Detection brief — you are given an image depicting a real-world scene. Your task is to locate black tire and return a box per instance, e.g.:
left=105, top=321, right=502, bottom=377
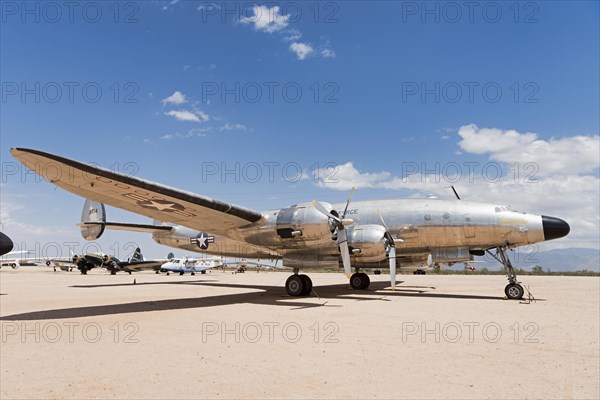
left=179, top=271, right=184, bottom=276
left=191, top=272, right=195, bottom=276
left=285, top=275, right=304, bottom=296
left=360, top=273, right=370, bottom=289
left=110, top=270, right=116, bottom=275
left=299, top=274, right=312, bottom=295
left=350, top=273, right=368, bottom=290
left=505, top=283, right=524, bottom=300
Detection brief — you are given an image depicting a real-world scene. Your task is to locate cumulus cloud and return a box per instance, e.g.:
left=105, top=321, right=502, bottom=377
left=289, top=42, right=313, bottom=60
left=164, top=110, right=209, bottom=123
left=314, top=162, right=391, bottom=191
left=161, top=91, right=187, bottom=105
left=240, top=5, right=289, bottom=33
left=320, top=48, right=336, bottom=58
left=458, top=124, right=600, bottom=176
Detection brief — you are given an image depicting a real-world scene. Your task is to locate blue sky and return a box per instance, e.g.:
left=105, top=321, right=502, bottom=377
left=1, top=1, right=598, bottom=259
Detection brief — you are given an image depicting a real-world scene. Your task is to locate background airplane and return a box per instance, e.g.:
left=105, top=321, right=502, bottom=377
left=159, top=255, right=222, bottom=275
left=11, top=148, right=570, bottom=299
left=49, top=247, right=163, bottom=275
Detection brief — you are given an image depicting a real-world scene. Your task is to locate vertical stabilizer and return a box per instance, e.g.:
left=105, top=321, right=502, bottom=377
left=81, top=199, right=106, bottom=240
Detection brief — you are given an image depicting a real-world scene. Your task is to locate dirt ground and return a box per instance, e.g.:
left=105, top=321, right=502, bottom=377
left=1, top=268, right=598, bottom=399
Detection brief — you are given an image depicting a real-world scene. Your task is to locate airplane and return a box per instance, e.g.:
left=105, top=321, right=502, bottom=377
left=0, top=249, right=39, bottom=268
left=0, top=232, right=14, bottom=256
left=50, top=247, right=164, bottom=275
left=160, top=256, right=222, bottom=275
left=10, top=147, right=571, bottom=299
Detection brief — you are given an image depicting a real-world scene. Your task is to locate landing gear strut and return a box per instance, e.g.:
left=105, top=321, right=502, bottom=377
left=487, top=246, right=524, bottom=300
left=285, top=270, right=313, bottom=296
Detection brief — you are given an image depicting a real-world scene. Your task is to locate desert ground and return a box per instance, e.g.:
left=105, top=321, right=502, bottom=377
left=1, top=268, right=598, bottom=399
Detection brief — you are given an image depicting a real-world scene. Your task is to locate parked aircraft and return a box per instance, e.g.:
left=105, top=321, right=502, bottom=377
left=50, top=247, right=163, bottom=275
left=160, top=256, right=222, bottom=275
left=0, top=250, right=38, bottom=268
left=11, top=148, right=570, bottom=299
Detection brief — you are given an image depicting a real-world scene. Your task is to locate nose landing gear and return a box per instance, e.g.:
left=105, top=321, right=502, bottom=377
left=487, top=246, right=524, bottom=300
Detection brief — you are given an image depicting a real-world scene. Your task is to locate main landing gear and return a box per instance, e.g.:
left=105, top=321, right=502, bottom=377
left=487, top=246, right=525, bottom=300
left=285, top=270, right=313, bottom=296
left=349, top=272, right=370, bottom=290
left=285, top=270, right=372, bottom=296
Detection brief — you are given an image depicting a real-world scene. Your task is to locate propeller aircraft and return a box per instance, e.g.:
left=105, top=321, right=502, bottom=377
left=10, top=148, right=570, bottom=299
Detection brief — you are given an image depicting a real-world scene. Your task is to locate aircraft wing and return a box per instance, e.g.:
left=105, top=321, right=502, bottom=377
left=120, top=261, right=165, bottom=272
left=11, top=148, right=264, bottom=239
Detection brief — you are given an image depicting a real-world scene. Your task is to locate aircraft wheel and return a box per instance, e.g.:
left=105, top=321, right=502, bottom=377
left=166, top=272, right=170, bottom=276
left=110, top=270, right=116, bottom=275
left=285, top=275, right=304, bottom=297
left=191, top=272, right=195, bottom=276
left=179, top=271, right=184, bottom=276
left=360, top=273, right=370, bottom=289
left=505, top=283, right=524, bottom=300
left=299, top=274, right=312, bottom=295
left=350, top=273, right=369, bottom=290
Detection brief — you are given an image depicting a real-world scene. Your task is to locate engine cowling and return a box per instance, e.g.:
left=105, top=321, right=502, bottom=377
left=274, top=203, right=334, bottom=242
left=345, top=224, right=390, bottom=263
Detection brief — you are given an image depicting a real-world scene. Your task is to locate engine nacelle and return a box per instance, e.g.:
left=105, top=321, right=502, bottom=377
left=11, top=262, right=20, bottom=269
left=346, top=224, right=389, bottom=263
left=274, top=203, right=334, bottom=241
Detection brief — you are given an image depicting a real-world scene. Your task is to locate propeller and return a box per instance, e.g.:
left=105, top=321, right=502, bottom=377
left=377, top=209, right=403, bottom=290
left=312, top=187, right=355, bottom=278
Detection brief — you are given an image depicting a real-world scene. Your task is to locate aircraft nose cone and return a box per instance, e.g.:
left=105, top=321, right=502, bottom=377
left=542, top=215, right=570, bottom=241
left=0, top=232, right=14, bottom=256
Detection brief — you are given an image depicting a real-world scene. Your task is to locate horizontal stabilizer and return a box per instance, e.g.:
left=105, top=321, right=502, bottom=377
left=78, top=222, right=174, bottom=233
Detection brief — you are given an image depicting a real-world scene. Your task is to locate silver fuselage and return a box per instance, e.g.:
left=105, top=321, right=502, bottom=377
left=153, top=198, right=545, bottom=270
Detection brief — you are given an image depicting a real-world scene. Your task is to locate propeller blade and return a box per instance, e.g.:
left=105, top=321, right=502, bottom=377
left=389, top=246, right=396, bottom=290
left=376, top=209, right=389, bottom=230
left=311, top=200, right=342, bottom=224
left=338, top=228, right=352, bottom=278
left=341, top=186, right=356, bottom=218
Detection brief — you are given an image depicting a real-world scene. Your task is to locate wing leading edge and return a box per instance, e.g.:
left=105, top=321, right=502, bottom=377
left=10, top=148, right=264, bottom=238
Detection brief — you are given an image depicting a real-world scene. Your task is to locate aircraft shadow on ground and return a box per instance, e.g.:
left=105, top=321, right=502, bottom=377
left=0, top=279, right=518, bottom=321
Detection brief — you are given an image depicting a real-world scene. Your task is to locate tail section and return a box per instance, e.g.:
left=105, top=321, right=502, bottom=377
left=131, top=247, right=144, bottom=262
left=80, top=199, right=106, bottom=240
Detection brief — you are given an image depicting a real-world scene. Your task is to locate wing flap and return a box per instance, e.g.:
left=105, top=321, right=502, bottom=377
left=11, top=148, right=263, bottom=237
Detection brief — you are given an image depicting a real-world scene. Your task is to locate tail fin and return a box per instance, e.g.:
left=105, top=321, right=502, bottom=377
left=80, top=199, right=106, bottom=240
left=131, top=247, right=144, bottom=262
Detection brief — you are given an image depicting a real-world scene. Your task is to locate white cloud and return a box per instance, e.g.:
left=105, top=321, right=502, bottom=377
left=289, top=42, right=313, bottom=60
left=240, top=5, right=289, bottom=33
left=283, top=29, right=302, bottom=42
left=320, top=48, right=336, bottom=58
left=458, top=124, right=600, bottom=176
left=161, top=91, right=187, bottom=105
left=219, top=123, right=247, bottom=131
left=314, top=162, right=391, bottom=191
left=164, top=110, right=209, bottom=123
